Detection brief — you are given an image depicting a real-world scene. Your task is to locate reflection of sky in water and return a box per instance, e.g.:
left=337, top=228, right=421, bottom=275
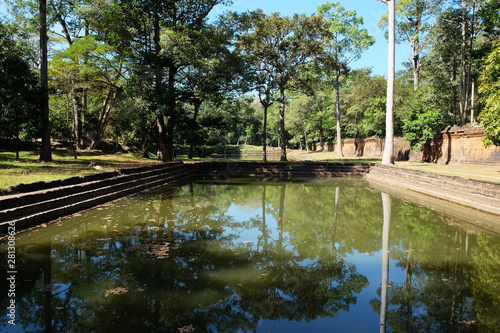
left=1, top=180, right=499, bottom=333
left=215, top=192, right=473, bottom=332
left=226, top=203, right=282, bottom=243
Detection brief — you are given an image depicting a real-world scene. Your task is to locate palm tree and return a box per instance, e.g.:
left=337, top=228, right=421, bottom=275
left=379, top=0, right=395, bottom=165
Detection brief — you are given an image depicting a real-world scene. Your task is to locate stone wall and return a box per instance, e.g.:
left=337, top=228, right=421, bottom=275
left=367, top=164, right=500, bottom=232
left=314, top=125, right=500, bottom=164
left=422, top=125, right=500, bottom=164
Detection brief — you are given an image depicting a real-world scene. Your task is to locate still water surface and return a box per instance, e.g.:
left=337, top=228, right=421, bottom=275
left=1, top=179, right=499, bottom=332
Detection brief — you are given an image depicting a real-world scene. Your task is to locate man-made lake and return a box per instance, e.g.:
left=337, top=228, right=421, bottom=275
left=1, top=178, right=499, bottom=332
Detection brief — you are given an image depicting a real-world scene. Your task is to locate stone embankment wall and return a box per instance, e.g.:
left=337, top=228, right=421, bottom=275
left=1, top=161, right=499, bottom=236
left=0, top=162, right=191, bottom=234
left=366, top=164, right=500, bottom=233
left=367, top=164, right=500, bottom=227
left=190, top=161, right=371, bottom=180
left=313, top=125, right=500, bottom=164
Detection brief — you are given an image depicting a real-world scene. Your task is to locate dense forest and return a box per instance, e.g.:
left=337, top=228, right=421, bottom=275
left=0, top=0, right=499, bottom=162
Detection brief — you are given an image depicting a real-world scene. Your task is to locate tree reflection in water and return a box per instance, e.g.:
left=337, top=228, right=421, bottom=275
left=0, top=179, right=499, bottom=332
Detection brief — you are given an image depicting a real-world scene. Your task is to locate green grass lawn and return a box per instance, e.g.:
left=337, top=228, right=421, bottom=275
left=2, top=143, right=497, bottom=193
left=0, top=147, right=156, bottom=192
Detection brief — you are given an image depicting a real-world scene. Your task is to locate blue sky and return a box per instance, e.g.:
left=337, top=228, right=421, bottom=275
left=0, top=0, right=410, bottom=76
left=212, top=0, right=411, bottom=76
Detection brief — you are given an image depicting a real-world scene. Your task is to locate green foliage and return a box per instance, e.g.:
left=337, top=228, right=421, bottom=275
left=3, top=0, right=500, bottom=155
left=478, top=40, right=500, bottom=146
left=196, top=99, right=261, bottom=147
left=343, top=68, right=387, bottom=138
left=479, top=0, right=500, bottom=40
left=378, top=0, right=443, bottom=42
left=0, top=22, right=41, bottom=143
left=402, top=88, right=444, bottom=151
left=317, top=2, right=375, bottom=69
left=236, top=11, right=325, bottom=159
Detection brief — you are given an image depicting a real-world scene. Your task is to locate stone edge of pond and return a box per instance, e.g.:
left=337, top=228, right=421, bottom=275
left=1, top=161, right=499, bottom=238
left=366, top=164, right=500, bottom=228
left=0, top=161, right=191, bottom=236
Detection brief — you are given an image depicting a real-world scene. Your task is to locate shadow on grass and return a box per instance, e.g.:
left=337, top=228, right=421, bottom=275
left=320, top=158, right=381, bottom=164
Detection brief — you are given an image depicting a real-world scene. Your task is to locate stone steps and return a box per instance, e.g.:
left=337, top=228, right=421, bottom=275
left=192, top=162, right=371, bottom=180
left=0, top=162, right=191, bottom=233
left=3, top=161, right=496, bottom=235
left=367, top=164, right=500, bottom=216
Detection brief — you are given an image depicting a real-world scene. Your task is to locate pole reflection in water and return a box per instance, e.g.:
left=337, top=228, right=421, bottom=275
left=1, top=180, right=499, bottom=332
left=380, top=192, right=391, bottom=333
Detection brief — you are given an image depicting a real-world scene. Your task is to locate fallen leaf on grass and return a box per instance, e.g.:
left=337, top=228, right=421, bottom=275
left=178, top=325, right=195, bottom=332
left=105, top=287, right=128, bottom=297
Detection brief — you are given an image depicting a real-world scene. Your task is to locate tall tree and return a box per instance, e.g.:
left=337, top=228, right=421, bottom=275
left=39, top=0, right=52, bottom=161
left=343, top=69, right=387, bottom=140
left=181, top=16, right=248, bottom=159
left=457, top=0, right=485, bottom=125
left=379, top=0, right=396, bottom=165
left=239, top=12, right=324, bottom=161
left=0, top=22, right=41, bottom=160
left=317, top=2, right=374, bottom=157
left=237, top=10, right=279, bottom=162
left=49, top=35, right=127, bottom=150
left=478, top=40, right=500, bottom=146
left=426, top=0, right=488, bottom=126
left=100, top=0, right=230, bottom=161
left=379, top=0, right=443, bottom=91
left=8, top=0, right=97, bottom=149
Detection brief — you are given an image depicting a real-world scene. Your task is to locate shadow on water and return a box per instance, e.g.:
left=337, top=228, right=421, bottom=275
left=1, top=179, right=498, bottom=332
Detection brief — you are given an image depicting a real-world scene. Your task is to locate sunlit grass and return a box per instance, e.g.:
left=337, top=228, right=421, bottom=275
left=396, top=161, right=500, bottom=183
left=2, top=143, right=497, bottom=193
left=0, top=148, right=155, bottom=192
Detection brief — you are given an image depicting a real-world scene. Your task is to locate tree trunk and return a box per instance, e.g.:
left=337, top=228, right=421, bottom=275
left=410, top=8, right=421, bottom=92
left=141, top=120, right=157, bottom=158
left=163, top=63, right=178, bottom=162
left=471, top=80, right=475, bottom=123
left=303, top=118, right=309, bottom=152
left=15, top=131, right=20, bottom=161
left=451, top=55, right=460, bottom=124
left=411, top=40, right=420, bottom=91
left=89, top=88, right=121, bottom=150
left=468, top=1, right=477, bottom=124
left=165, top=116, right=175, bottom=161
left=188, top=99, right=201, bottom=159
left=279, top=86, right=287, bottom=162
left=39, top=0, right=52, bottom=162
left=382, top=0, right=395, bottom=165
left=459, top=0, right=469, bottom=125
left=157, top=116, right=168, bottom=162
left=335, top=72, right=343, bottom=157
left=72, top=86, right=84, bottom=150
left=318, top=118, right=324, bottom=151
left=153, top=8, right=170, bottom=162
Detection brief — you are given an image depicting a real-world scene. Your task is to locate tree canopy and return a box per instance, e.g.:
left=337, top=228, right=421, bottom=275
left=1, top=0, right=499, bottom=161
left=0, top=22, right=41, bottom=160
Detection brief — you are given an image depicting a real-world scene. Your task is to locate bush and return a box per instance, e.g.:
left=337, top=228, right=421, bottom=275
left=403, top=95, right=443, bottom=151
left=478, top=40, right=500, bottom=147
